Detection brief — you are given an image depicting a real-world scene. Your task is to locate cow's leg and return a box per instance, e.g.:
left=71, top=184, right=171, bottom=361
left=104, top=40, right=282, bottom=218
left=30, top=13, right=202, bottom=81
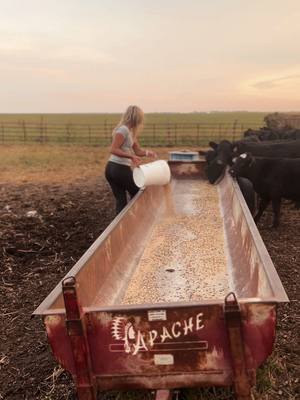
left=272, top=198, right=282, bottom=228
left=254, top=198, right=269, bottom=224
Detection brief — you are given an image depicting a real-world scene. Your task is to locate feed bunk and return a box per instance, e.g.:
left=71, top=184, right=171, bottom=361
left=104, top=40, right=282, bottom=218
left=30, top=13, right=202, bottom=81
left=34, top=161, right=288, bottom=400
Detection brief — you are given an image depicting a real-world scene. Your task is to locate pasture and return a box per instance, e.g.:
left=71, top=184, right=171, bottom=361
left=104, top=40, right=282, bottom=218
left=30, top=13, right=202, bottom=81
left=0, top=112, right=266, bottom=145
left=0, top=111, right=267, bottom=125
left=0, top=141, right=299, bottom=400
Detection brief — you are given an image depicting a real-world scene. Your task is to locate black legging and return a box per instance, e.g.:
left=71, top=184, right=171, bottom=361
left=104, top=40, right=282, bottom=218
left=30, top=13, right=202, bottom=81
left=105, top=161, right=139, bottom=214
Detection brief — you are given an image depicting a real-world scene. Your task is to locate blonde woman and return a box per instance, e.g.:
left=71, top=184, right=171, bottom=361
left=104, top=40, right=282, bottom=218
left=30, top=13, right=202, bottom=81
left=105, top=105, right=157, bottom=214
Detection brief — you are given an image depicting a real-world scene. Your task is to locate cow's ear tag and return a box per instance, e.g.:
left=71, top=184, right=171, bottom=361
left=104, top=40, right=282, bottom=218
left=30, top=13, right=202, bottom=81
left=240, top=153, right=247, bottom=159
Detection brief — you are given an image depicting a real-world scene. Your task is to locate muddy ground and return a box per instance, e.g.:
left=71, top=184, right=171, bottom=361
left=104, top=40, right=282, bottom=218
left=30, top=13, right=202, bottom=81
left=0, top=177, right=299, bottom=400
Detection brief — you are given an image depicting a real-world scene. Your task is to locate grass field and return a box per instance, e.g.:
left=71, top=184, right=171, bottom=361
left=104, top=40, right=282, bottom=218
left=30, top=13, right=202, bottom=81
left=0, top=145, right=196, bottom=184
left=0, top=112, right=267, bottom=145
left=0, top=111, right=267, bottom=125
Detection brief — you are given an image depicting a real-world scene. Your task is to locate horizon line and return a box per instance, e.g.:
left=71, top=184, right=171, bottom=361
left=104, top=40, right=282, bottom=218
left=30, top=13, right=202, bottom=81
left=0, top=110, right=300, bottom=115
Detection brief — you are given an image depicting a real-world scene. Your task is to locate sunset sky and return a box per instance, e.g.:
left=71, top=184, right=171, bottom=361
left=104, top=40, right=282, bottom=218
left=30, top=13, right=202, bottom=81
left=0, top=0, right=299, bottom=112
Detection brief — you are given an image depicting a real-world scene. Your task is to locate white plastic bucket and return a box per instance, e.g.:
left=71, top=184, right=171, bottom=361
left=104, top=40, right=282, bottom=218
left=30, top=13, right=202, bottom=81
left=133, top=160, right=171, bottom=188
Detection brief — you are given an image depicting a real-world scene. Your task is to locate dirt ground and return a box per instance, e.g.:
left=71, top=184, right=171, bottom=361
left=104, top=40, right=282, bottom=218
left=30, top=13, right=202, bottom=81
left=0, top=152, right=299, bottom=399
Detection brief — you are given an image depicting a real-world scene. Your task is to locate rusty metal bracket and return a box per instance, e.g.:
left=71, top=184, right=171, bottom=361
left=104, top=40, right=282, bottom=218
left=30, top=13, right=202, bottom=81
left=224, top=292, right=252, bottom=400
left=62, top=276, right=97, bottom=400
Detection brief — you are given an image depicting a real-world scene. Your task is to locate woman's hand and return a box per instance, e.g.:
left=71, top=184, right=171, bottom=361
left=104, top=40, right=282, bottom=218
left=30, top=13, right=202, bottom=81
left=146, top=150, right=158, bottom=158
left=132, top=155, right=142, bottom=166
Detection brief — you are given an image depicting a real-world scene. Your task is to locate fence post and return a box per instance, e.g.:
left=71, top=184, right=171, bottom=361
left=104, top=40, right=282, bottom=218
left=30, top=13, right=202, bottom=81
left=218, top=123, right=222, bottom=140
left=40, top=116, right=44, bottom=143
left=232, top=119, right=238, bottom=141
left=1, top=123, right=4, bottom=143
left=88, top=125, right=91, bottom=144
left=110, top=123, right=114, bottom=145
left=44, top=122, right=47, bottom=143
left=152, top=123, right=156, bottom=145
left=167, top=122, right=171, bottom=146
left=104, top=120, right=108, bottom=146
left=66, top=123, right=71, bottom=143
left=197, top=123, right=200, bottom=145
left=22, top=120, right=27, bottom=143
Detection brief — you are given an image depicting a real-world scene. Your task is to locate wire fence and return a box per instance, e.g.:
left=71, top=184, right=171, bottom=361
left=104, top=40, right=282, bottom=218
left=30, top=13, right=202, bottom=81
left=0, top=120, right=263, bottom=146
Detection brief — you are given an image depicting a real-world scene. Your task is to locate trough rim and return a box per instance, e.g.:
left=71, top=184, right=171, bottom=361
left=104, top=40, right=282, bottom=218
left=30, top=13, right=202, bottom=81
left=33, top=162, right=289, bottom=317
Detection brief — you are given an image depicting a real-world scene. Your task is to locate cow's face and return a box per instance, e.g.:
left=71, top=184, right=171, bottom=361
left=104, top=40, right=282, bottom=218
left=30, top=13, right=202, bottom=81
left=205, top=149, right=218, bottom=165
left=205, top=140, right=235, bottom=184
left=209, top=141, right=218, bottom=150
left=229, top=153, right=254, bottom=178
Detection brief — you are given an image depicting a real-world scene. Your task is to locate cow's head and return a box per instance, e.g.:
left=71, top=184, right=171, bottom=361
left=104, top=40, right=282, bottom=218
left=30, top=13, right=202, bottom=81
left=209, top=141, right=218, bottom=150
left=199, top=149, right=218, bottom=165
left=205, top=140, right=235, bottom=184
left=229, top=153, right=255, bottom=178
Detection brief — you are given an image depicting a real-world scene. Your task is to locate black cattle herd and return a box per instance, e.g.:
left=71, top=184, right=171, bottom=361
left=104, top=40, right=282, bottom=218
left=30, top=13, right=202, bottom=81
left=200, top=127, right=300, bottom=228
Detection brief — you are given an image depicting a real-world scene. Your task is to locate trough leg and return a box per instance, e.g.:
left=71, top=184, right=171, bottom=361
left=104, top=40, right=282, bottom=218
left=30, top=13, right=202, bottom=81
left=62, top=277, right=97, bottom=400
left=224, top=292, right=252, bottom=400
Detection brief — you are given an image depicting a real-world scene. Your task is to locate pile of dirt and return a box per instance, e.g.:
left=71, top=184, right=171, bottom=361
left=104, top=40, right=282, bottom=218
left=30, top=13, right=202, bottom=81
left=0, top=179, right=299, bottom=399
left=0, top=177, right=114, bottom=400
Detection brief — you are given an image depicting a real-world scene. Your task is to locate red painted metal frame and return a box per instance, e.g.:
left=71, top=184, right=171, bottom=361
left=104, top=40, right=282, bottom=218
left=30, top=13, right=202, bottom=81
left=62, top=277, right=97, bottom=400
left=54, top=275, right=276, bottom=399
left=34, top=161, right=289, bottom=399
left=224, top=292, right=252, bottom=400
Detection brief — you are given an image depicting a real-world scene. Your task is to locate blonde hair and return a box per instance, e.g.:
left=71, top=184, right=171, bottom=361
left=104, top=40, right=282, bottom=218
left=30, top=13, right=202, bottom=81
left=115, top=105, right=144, bottom=137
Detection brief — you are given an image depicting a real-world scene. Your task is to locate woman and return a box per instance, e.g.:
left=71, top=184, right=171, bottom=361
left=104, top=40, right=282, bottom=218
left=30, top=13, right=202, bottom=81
left=105, top=105, right=157, bottom=214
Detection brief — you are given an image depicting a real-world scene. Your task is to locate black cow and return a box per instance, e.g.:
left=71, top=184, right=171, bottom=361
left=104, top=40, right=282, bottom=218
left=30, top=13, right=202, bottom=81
left=243, top=127, right=300, bottom=141
left=236, top=176, right=256, bottom=215
left=204, top=140, right=234, bottom=184
left=199, top=148, right=217, bottom=164
left=203, top=139, right=300, bottom=185
left=244, top=129, right=260, bottom=138
left=235, top=139, right=300, bottom=158
left=282, top=129, right=300, bottom=141
left=229, top=153, right=300, bottom=227
left=201, top=141, right=256, bottom=214
left=244, top=128, right=275, bottom=141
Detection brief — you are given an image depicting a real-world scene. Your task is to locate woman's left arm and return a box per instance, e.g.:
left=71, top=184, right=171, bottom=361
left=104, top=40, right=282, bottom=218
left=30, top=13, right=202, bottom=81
left=133, top=141, right=157, bottom=158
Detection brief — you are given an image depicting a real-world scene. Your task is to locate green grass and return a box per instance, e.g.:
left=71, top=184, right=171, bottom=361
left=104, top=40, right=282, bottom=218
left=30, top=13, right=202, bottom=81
left=0, top=112, right=266, bottom=145
left=0, top=112, right=266, bottom=125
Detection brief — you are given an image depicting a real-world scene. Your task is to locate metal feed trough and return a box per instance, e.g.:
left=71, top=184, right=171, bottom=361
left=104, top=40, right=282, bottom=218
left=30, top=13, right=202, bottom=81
left=34, top=161, right=288, bottom=400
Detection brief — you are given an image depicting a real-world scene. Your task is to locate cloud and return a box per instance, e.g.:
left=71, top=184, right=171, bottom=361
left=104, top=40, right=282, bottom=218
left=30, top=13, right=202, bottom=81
left=251, top=74, right=300, bottom=89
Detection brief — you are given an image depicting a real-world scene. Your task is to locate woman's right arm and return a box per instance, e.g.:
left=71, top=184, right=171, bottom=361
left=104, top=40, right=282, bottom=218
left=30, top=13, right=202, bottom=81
left=111, top=133, right=141, bottom=165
